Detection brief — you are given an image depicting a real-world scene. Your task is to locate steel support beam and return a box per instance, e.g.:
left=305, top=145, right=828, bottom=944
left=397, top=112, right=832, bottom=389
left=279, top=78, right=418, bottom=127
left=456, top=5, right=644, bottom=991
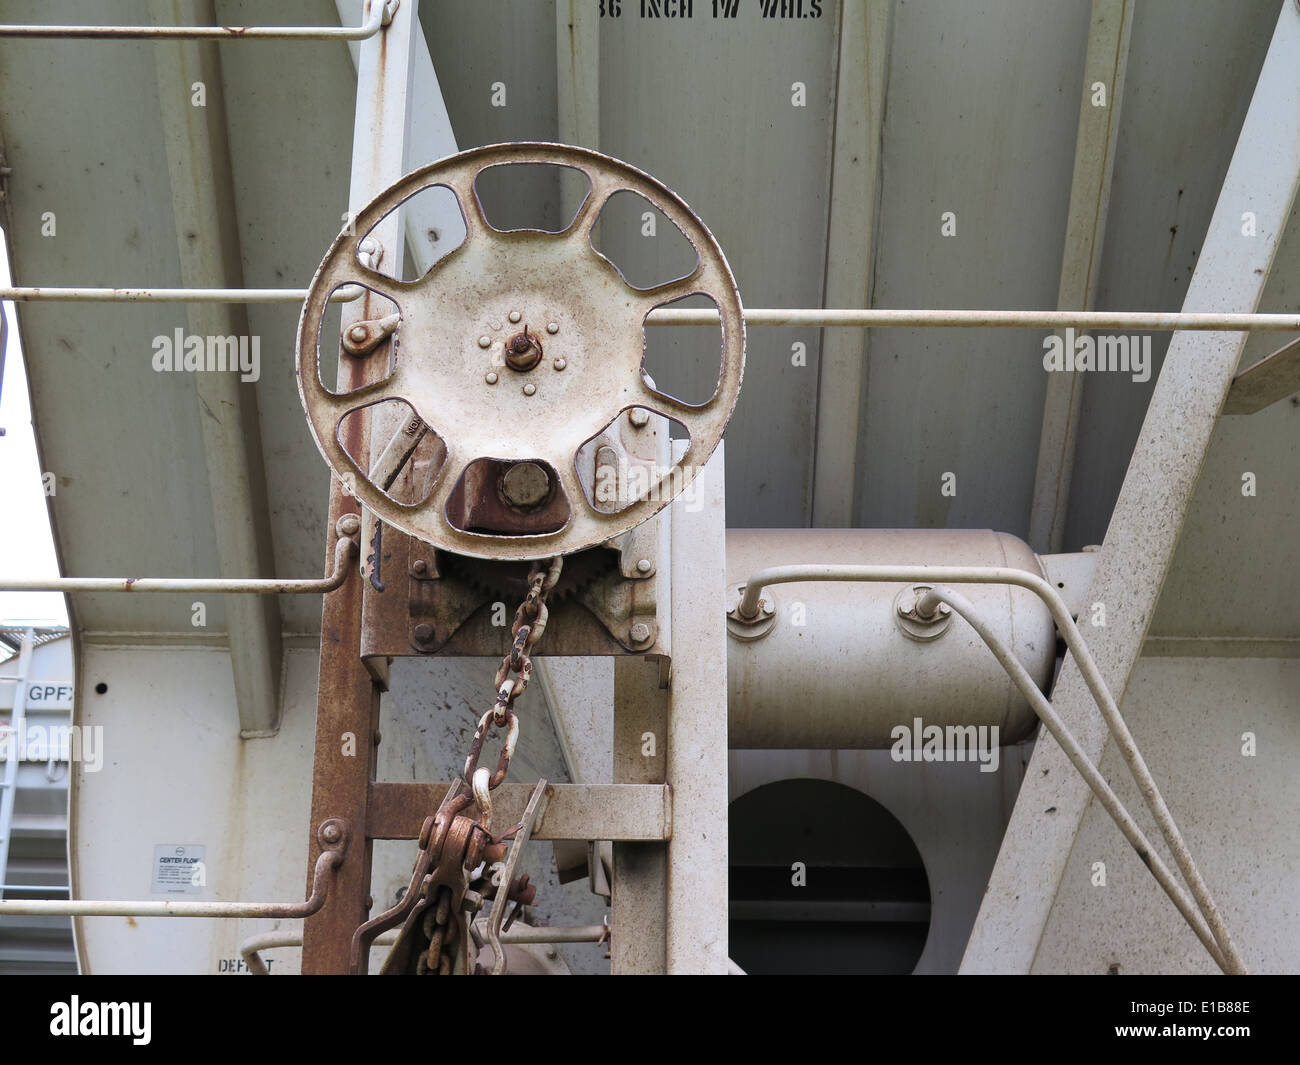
left=812, top=0, right=891, bottom=526
left=367, top=781, right=671, bottom=842
left=962, top=3, right=1300, bottom=973
left=1028, top=0, right=1133, bottom=554
left=665, top=442, right=728, bottom=974
left=336, top=0, right=462, bottom=272
left=610, top=656, right=668, bottom=974
left=300, top=0, right=418, bottom=975
left=1222, top=335, right=1300, bottom=414
left=150, top=0, right=282, bottom=737
left=556, top=0, right=600, bottom=225
left=557, top=0, right=599, bottom=150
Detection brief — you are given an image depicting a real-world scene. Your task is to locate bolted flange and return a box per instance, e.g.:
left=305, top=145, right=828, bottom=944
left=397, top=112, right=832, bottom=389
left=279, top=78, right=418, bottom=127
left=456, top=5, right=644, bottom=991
left=725, top=584, right=776, bottom=642
left=893, top=584, right=953, bottom=642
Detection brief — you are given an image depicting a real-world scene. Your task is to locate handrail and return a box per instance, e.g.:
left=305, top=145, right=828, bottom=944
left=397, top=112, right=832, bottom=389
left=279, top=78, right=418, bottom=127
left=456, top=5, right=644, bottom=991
left=0, top=531, right=356, bottom=595
left=0, top=1, right=394, bottom=40
left=0, top=847, right=343, bottom=918
left=2, top=287, right=1299, bottom=331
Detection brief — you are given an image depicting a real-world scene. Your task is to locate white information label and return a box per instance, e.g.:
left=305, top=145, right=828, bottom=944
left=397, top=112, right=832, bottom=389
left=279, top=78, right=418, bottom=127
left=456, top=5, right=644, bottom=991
left=152, top=844, right=206, bottom=894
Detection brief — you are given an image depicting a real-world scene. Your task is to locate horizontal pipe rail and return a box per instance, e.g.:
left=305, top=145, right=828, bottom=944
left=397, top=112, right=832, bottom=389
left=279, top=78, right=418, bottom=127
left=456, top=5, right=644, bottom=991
left=484, top=923, right=606, bottom=944
left=735, top=563, right=1246, bottom=975
left=0, top=534, right=355, bottom=595
left=0, top=3, right=390, bottom=39
left=0, top=286, right=361, bottom=303
left=2, top=288, right=1299, bottom=330
left=655, top=308, right=1300, bottom=331
left=0, top=849, right=342, bottom=918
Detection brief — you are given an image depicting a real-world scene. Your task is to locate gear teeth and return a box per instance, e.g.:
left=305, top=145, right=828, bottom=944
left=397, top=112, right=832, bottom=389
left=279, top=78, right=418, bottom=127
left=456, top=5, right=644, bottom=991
left=440, top=550, right=617, bottom=605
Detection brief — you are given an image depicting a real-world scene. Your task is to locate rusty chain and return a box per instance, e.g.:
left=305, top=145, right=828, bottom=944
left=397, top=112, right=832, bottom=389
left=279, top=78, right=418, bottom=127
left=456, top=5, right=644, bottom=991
left=357, top=556, right=560, bottom=975
left=490, top=556, right=563, bottom=726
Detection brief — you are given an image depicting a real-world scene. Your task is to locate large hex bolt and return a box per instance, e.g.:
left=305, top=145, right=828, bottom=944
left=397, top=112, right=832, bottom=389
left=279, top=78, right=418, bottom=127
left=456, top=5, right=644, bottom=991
left=500, top=462, right=551, bottom=509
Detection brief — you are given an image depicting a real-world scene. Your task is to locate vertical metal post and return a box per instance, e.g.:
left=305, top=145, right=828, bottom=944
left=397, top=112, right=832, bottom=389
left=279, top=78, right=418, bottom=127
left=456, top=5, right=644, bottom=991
left=0, top=628, right=34, bottom=901
left=610, top=656, right=667, bottom=974
left=665, top=443, right=729, bottom=973
left=300, top=0, right=418, bottom=974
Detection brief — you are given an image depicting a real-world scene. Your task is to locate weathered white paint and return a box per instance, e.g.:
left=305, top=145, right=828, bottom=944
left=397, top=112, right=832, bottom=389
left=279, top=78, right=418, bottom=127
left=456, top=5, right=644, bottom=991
left=1033, top=657, right=1300, bottom=974
left=964, top=3, right=1300, bottom=973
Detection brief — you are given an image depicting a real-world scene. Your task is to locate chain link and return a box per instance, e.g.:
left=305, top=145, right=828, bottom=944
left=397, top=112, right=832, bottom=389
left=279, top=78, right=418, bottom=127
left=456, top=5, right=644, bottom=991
left=492, top=557, right=563, bottom=725
left=409, top=556, right=561, bottom=976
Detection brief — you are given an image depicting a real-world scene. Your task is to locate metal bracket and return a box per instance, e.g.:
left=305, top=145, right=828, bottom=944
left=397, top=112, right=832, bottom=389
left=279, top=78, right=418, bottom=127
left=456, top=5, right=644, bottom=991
left=485, top=779, right=550, bottom=974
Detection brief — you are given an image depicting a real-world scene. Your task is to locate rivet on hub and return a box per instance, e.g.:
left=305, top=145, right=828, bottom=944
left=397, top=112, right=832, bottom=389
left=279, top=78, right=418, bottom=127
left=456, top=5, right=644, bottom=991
left=478, top=335, right=492, bottom=348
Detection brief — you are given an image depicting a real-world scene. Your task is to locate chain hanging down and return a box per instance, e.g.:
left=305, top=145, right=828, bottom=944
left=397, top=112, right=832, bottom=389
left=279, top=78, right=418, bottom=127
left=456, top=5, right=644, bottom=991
left=351, top=556, right=561, bottom=975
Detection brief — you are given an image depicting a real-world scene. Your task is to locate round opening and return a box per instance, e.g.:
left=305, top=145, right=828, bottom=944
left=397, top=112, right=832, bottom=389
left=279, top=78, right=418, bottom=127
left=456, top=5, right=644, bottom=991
left=729, top=779, right=931, bottom=974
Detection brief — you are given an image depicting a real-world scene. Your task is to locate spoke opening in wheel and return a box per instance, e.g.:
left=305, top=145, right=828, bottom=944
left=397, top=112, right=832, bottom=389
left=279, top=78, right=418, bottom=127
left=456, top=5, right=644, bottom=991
left=575, top=410, right=691, bottom=515
left=335, top=397, right=446, bottom=508
left=317, top=284, right=402, bottom=397
left=472, top=162, right=594, bottom=234
left=590, top=189, right=700, bottom=291
left=443, top=457, right=571, bottom=536
left=641, top=291, right=723, bottom=415
left=355, top=182, right=467, bottom=282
